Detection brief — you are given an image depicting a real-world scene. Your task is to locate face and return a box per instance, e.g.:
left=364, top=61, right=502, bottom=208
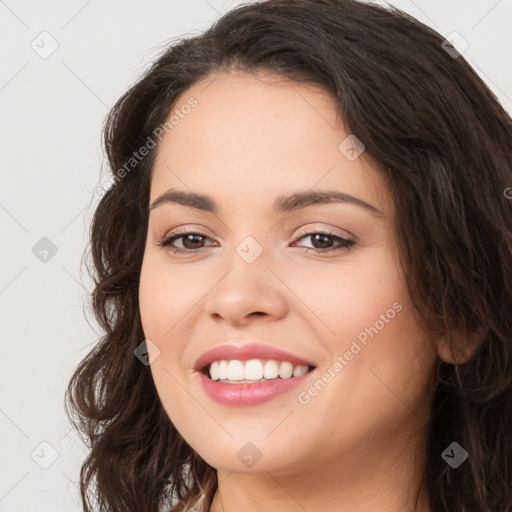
left=138, top=71, right=439, bottom=478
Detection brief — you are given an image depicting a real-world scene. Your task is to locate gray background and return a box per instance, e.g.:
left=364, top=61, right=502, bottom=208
left=1, top=0, right=511, bottom=510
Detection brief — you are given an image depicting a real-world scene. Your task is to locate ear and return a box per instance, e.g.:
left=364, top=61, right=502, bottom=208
left=435, top=331, right=481, bottom=365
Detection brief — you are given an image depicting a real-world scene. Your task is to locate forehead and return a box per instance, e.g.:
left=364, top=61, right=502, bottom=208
left=150, top=71, right=391, bottom=216
left=167, top=70, right=340, bottom=147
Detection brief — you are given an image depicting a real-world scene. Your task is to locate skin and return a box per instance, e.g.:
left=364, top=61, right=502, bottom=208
left=138, top=70, right=445, bottom=512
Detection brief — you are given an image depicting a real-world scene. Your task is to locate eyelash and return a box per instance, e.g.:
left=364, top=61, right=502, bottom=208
left=156, top=227, right=355, bottom=255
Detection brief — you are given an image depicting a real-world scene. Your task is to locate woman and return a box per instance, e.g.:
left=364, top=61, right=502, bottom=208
left=65, top=1, right=512, bottom=511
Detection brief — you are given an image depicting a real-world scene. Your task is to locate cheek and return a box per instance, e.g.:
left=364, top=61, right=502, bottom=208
left=289, top=248, right=405, bottom=340
left=138, top=253, right=201, bottom=342
left=294, top=249, right=436, bottom=417
left=138, top=255, right=202, bottom=436
left=138, top=262, right=168, bottom=341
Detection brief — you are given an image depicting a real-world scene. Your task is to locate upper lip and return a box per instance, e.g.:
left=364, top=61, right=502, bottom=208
left=193, top=343, right=316, bottom=371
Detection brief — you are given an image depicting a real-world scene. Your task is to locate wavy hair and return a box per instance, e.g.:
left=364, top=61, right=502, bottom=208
left=65, top=1, right=512, bottom=511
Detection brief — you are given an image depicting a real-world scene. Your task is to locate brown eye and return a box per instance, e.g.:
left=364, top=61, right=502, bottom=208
left=179, top=233, right=206, bottom=250
left=157, top=231, right=214, bottom=254
left=309, top=233, right=335, bottom=249
left=292, top=230, right=355, bottom=253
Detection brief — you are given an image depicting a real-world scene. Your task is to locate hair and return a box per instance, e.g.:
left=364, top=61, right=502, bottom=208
left=64, top=0, right=512, bottom=511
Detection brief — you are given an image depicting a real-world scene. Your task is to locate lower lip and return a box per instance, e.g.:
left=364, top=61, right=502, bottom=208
left=197, top=369, right=316, bottom=406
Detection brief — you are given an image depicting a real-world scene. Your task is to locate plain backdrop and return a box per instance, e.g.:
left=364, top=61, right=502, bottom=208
left=1, top=0, right=511, bottom=510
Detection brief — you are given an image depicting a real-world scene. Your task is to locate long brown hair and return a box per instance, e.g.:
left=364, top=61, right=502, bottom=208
left=65, top=1, right=512, bottom=511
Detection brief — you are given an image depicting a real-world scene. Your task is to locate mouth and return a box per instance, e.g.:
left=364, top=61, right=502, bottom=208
left=199, top=359, right=317, bottom=384
left=193, top=343, right=318, bottom=405
left=197, top=360, right=318, bottom=407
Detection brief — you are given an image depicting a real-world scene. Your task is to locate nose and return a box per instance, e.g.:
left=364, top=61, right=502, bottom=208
left=203, top=246, right=288, bottom=326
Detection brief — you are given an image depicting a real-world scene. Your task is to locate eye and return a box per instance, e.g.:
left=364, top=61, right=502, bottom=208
left=155, top=227, right=355, bottom=255
left=155, top=228, right=215, bottom=254
left=291, top=228, right=355, bottom=254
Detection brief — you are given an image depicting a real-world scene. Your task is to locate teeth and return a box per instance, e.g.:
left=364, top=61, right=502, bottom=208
left=263, top=359, right=279, bottom=379
left=227, top=360, right=245, bottom=380
left=245, top=359, right=264, bottom=380
left=207, top=359, right=310, bottom=382
left=218, top=360, right=228, bottom=380
left=278, top=361, right=293, bottom=379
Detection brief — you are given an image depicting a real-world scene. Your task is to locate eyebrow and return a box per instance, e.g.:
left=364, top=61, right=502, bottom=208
left=149, top=189, right=384, bottom=217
